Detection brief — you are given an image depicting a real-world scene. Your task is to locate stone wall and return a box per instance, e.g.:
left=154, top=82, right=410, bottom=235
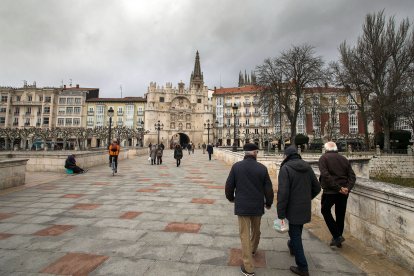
left=369, top=155, right=414, bottom=178
left=0, top=147, right=145, bottom=173
left=214, top=148, right=414, bottom=271
left=0, top=159, right=28, bottom=190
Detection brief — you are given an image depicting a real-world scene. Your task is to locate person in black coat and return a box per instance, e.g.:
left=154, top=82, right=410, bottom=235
left=206, top=143, right=213, bottom=160
left=64, top=154, right=85, bottom=174
left=173, top=144, right=183, bottom=167
left=277, top=146, right=320, bottom=276
left=225, top=143, right=274, bottom=276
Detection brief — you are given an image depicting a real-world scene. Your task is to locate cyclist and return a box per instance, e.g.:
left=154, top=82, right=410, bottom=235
left=108, top=139, right=120, bottom=173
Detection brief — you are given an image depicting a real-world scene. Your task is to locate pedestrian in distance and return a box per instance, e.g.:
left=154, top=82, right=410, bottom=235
left=160, top=142, right=165, bottom=151
left=148, top=142, right=152, bottom=155
left=174, top=144, right=183, bottom=167
left=277, top=146, right=320, bottom=276
left=187, top=143, right=192, bottom=155
left=156, top=145, right=163, bottom=165
left=206, top=143, right=213, bottom=161
left=192, top=142, right=195, bottom=153
left=150, top=145, right=157, bottom=165
left=225, top=143, right=274, bottom=276
left=202, top=142, right=206, bottom=154
left=319, top=141, right=356, bottom=248
left=64, top=154, right=86, bottom=174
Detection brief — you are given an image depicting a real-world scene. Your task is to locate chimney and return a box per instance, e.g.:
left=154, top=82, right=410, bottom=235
left=76, top=84, right=79, bottom=88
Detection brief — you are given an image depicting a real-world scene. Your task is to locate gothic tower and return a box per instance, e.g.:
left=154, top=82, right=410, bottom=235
left=190, top=51, right=204, bottom=89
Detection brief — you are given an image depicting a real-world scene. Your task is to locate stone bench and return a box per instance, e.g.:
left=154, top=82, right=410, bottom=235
left=0, top=159, right=28, bottom=190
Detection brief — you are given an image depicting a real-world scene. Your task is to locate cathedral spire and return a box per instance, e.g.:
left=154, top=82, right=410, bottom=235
left=190, top=51, right=204, bottom=89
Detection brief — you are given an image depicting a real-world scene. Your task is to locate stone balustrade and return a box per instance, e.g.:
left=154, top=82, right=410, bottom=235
left=0, top=158, right=28, bottom=190
left=214, top=148, right=414, bottom=271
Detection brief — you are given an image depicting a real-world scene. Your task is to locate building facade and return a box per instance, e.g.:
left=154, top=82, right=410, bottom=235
left=144, top=51, right=214, bottom=148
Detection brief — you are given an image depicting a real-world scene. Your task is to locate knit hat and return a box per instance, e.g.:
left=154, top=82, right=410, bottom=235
left=243, top=143, right=259, bottom=151
left=284, top=145, right=297, bottom=156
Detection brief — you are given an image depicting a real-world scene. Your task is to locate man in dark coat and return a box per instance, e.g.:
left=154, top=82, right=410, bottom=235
left=64, top=154, right=85, bottom=174
left=206, top=143, right=213, bottom=160
left=225, top=143, right=274, bottom=276
left=277, top=146, right=320, bottom=276
left=319, top=141, right=356, bottom=248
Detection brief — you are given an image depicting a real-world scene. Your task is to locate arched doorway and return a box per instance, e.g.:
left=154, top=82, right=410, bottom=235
left=170, top=133, right=190, bottom=148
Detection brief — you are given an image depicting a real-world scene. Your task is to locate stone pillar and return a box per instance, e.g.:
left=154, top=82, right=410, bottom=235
left=376, top=145, right=381, bottom=156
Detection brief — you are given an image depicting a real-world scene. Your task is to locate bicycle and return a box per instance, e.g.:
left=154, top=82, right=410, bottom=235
left=110, top=156, right=117, bottom=176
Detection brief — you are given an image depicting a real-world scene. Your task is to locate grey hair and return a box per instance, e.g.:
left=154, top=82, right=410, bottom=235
left=324, top=141, right=338, bottom=151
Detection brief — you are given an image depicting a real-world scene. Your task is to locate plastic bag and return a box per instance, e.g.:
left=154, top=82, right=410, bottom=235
left=148, top=156, right=151, bottom=163
left=273, top=218, right=289, bottom=233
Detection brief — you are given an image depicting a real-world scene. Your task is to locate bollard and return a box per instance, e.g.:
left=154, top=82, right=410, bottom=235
left=376, top=145, right=381, bottom=156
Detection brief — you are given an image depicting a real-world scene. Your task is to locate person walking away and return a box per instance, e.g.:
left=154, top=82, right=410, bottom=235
left=225, top=143, right=274, bottom=276
left=187, top=143, right=192, bottom=155
left=206, top=143, right=213, bottom=161
left=174, top=144, right=183, bottom=167
left=108, top=139, right=120, bottom=173
left=150, top=145, right=157, bottom=165
left=202, top=142, right=206, bottom=154
left=319, top=141, right=356, bottom=248
left=192, top=143, right=195, bottom=153
left=160, top=142, right=165, bottom=151
left=148, top=142, right=152, bottom=155
left=65, top=154, right=86, bottom=174
left=156, top=145, right=163, bottom=165
left=277, top=146, right=320, bottom=276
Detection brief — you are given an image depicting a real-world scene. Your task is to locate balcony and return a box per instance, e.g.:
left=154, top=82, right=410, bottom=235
left=24, top=123, right=30, bottom=126
left=252, top=101, right=260, bottom=106
left=87, top=122, right=94, bottom=126
left=116, top=122, right=123, bottom=126
left=137, top=111, right=144, bottom=116
left=245, top=112, right=251, bottom=117
left=36, top=123, right=41, bottom=127
left=224, top=113, right=232, bottom=117
left=12, top=101, right=43, bottom=106
left=243, top=101, right=251, bottom=106
left=13, top=122, right=18, bottom=126
left=225, top=102, right=233, bottom=107
left=87, top=111, right=94, bottom=115
left=14, top=112, right=20, bottom=116
left=117, top=112, right=124, bottom=116
left=253, top=112, right=261, bottom=117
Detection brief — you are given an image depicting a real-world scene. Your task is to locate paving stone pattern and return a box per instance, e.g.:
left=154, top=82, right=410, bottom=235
left=0, top=150, right=363, bottom=275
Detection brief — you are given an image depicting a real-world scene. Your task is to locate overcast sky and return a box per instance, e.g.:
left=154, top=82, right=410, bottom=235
left=1, top=0, right=413, bottom=97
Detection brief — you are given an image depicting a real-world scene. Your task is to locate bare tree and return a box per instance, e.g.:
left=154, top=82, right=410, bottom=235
left=330, top=60, right=372, bottom=148
left=339, top=11, right=414, bottom=151
left=19, top=127, right=36, bottom=150
left=256, top=44, right=326, bottom=145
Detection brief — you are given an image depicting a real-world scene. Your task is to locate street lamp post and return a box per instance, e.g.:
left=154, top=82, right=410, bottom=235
left=204, top=119, right=214, bottom=144
left=154, top=120, right=164, bottom=145
left=232, top=103, right=238, bottom=152
left=215, top=120, right=219, bottom=145
left=107, top=107, right=114, bottom=147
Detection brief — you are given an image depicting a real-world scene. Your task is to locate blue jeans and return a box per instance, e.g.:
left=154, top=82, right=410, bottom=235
left=288, top=224, right=308, bottom=272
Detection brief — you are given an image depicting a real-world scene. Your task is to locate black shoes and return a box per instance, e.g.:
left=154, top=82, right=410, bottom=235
left=287, top=240, right=295, bottom=256
left=290, top=266, right=309, bottom=276
left=240, top=266, right=255, bottom=276
left=330, top=236, right=345, bottom=248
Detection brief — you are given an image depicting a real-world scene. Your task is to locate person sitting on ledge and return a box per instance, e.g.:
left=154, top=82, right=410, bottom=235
left=64, top=154, right=86, bottom=174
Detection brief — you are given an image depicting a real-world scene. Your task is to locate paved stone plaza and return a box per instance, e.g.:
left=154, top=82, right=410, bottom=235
left=0, top=150, right=364, bottom=275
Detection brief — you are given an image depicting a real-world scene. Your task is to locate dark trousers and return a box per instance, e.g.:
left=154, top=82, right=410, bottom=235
left=157, top=156, right=162, bottom=165
left=288, top=224, right=308, bottom=272
left=68, top=166, right=84, bottom=174
left=109, top=156, right=118, bottom=169
left=176, top=158, right=181, bottom=167
left=208, top=153, right=212, bottom=160
left=321, top=193, right=348, bottom=239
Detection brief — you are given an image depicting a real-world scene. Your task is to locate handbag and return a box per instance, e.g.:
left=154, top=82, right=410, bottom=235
left=147, top=156, right=151, bottom=163
left=273, top=218, right=289, bottom=233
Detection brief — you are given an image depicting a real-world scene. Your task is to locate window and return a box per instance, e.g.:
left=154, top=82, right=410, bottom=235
left=66, top=107, right=73, bottom=114
left=75, top=98, right=81, bottom=104
left=44, top=107, right=50, bottom=114
left=74, top=107, right=81, bottom=114
left=245, top=118, right=250, bottom=126
left=0, top=117, right=5, bottom=124
left=96, top=105, right=104, bottom=114
left=160, top=97, right=165, bottom=102
left=67, top=98, right=74, bottom=104
left=28, top=96, right=32, bottom=101
left=197, top=99, right=202, bottom=103
left=39, top=96, right=43, bottom=102
left=58, top=108, right=65, bottom=115
left=117, top=107, right=123, bottom=114
left=73, top=118, right=80, bottom=126
left=59, top=98, right=66, bottom=104
left=88, top=107, right=94, bottom=112
left=26, top=107, right=31, bottom=114
left=0, top=107, right=6, bottom=113
left=14, top=107, right=19, bottom=115
left=15, top=96, right=20, bottom=101
left=87, top=117, right=94, bottom=126
left=1, top=96, right=8, bottom=102
left=57, top=118, right=64, bottom=126
left=65, top=118, right=72, bottom=126
left=45, top=96, right=51, bottom=103
left=349, top=110, right=358, bottom=134
left=43, top=117, right=49, bottom=125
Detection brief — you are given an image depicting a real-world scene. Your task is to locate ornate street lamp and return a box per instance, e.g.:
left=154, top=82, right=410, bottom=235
left=154, top=120, right=164, bottom=145
left=107, top=107, right=114, bottom=147
left=204, top=119, right=214, bottom=144
left=232, top=103, right=238, bottom=152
